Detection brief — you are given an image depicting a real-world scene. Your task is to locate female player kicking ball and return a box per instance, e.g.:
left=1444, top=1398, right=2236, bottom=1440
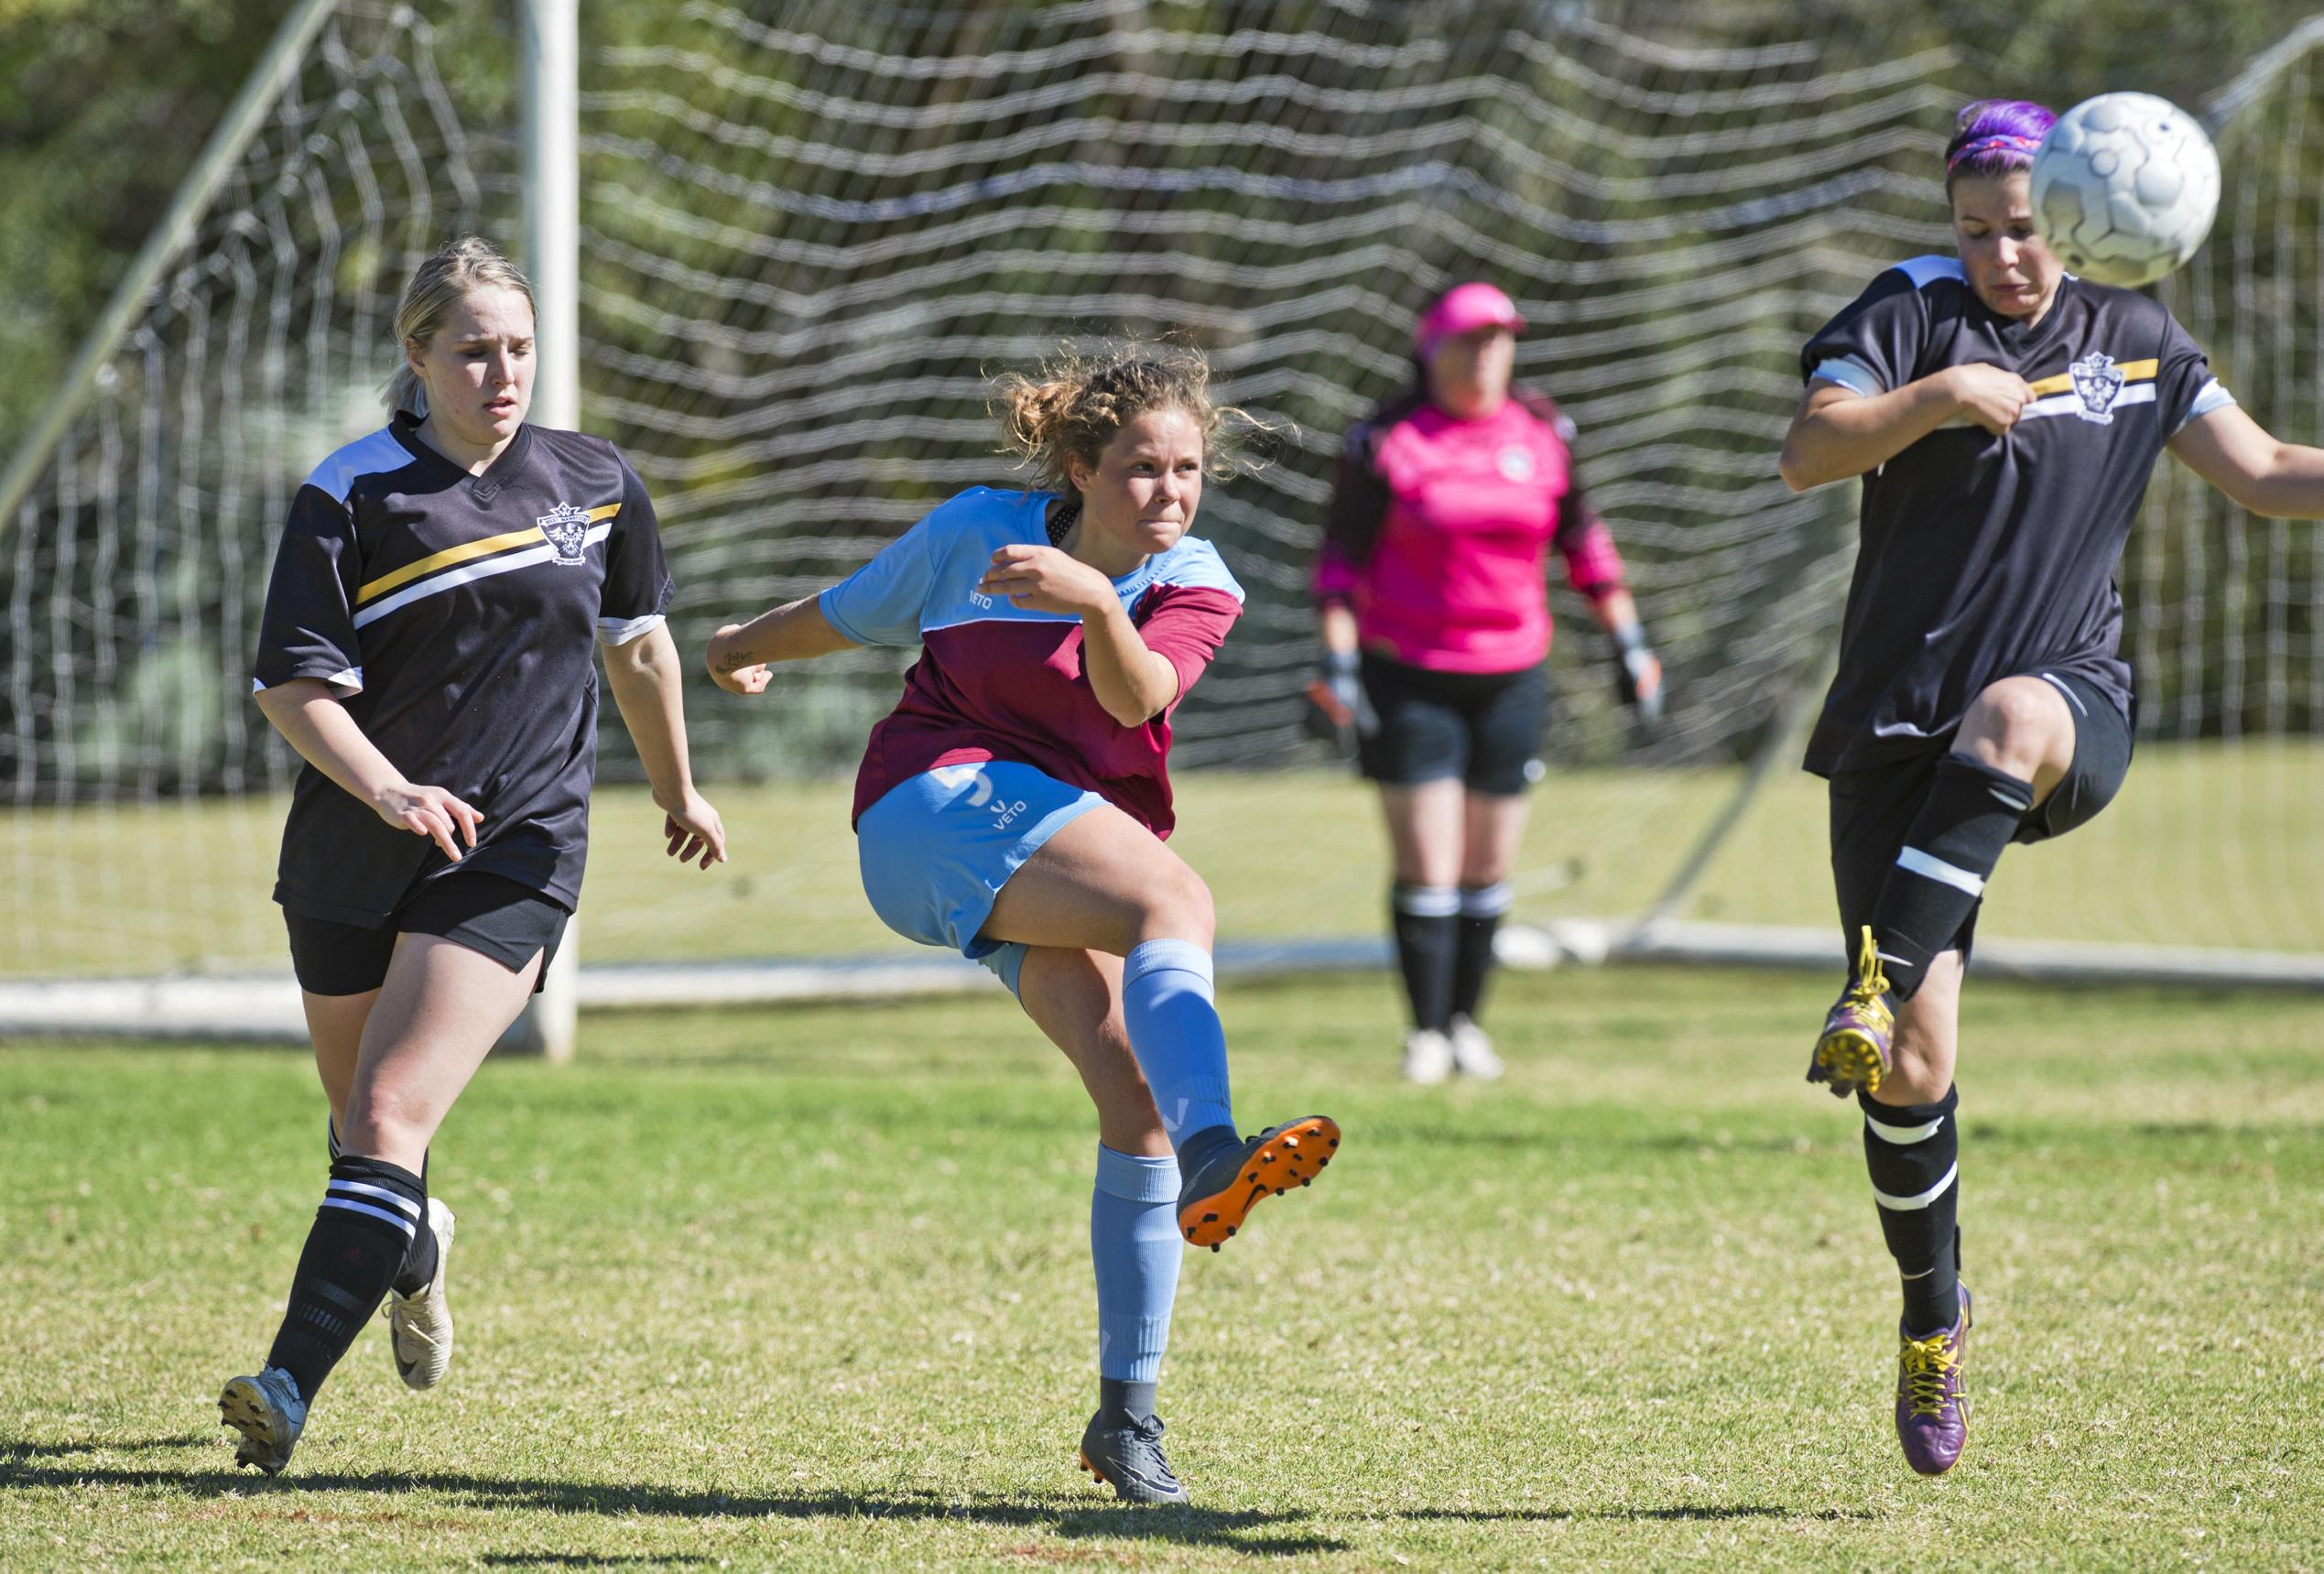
left=1782, top=98, right=2324, bottom=1476
left=705, top=344, right=1340, bottom=1504
left=1311, top=282, right=1660, bottom=1083
left=221, top=235, right=727, bottom=1473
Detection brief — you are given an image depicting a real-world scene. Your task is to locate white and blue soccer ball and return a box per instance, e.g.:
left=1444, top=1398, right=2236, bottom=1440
left=2030, top=92, right=2221, bottom=288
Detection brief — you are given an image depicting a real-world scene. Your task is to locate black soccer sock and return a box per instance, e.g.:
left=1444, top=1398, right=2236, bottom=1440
left=1390, top=885, right=1461, bottom=1033
left=328, top=1117, right=436, bottom=1294
left=265, top=1156, right=428, bottom=1403
left=1860, top=1085, right=1962, bottom=1336
left=1867, top=754, right=2034, bottom=1001
left=1450, top=881, right=1512, bottom=1024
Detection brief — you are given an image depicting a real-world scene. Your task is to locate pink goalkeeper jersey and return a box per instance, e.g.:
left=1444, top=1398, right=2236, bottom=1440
left=1312, top=389, right=1625, bottom=673
left=820, top=487, right=1243, bottom=837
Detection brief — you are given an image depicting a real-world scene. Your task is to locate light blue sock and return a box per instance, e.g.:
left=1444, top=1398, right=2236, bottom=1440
left=1092, top=1145, right=1182, bottom=1384
left=1122, top=939, right=1237, bottom=1161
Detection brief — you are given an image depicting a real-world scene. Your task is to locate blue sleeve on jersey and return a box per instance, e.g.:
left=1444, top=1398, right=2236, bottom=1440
left=820, top=507, right=946, bottom=646
left=1151, top=536, right=1246, bottom=603
left=1808, top=356, right=1884, bottom=397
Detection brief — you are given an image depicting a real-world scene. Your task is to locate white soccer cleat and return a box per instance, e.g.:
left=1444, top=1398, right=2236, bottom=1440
left=219, top=1365, right=307, bottom=1474
left=386, top=1198, right=457, bottom=1391
left=1401, top=1027, right=1454, bottom=1085
left=1448, top=1015, right=1504, bottom=1080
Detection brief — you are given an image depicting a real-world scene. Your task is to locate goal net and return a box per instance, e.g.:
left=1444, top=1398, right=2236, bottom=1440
left=6, top=1, right=2322, bottom=1025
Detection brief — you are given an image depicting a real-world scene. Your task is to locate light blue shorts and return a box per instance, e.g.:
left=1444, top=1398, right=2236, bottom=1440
left=856, top=760, right=1106, bottom=995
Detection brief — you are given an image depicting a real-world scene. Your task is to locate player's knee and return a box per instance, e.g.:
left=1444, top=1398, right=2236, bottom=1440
left=339, top=1086, right=434, bottom=1157
left=1141, top=861, right=1214, bottom=945
left=1960, top=679, right=2066, bottom=776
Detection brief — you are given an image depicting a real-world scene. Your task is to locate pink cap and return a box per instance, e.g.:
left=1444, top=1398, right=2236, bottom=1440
left=1414, top=282, right=1526, bottom=356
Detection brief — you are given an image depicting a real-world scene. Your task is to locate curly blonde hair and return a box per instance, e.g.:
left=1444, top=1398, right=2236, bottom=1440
left=990, top=342, right=1271, bottom=493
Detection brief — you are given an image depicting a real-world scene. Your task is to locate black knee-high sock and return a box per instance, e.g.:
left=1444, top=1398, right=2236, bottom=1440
left=330, top=1118, right=436, bottom=1295
left=1860, top=1086, right=1961, bottom=1335
left=1868, top=754, right=2033, bottom=1001
left=266, top=1156, right=427, bottom=1402
left=1390, top=885, right=1460, bottom=1033
left=1450, top=881, right=1511, bottom=1024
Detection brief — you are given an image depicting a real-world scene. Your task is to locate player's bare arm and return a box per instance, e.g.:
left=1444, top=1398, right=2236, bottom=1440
left=601, top=621, right=728, bottom=868
left=255, top=678, right=479, bottom=863
left=1778, top=365, right=2034, bottom=491
left=2167, top=401, right=2324, bottom=517
left=705, top=595, right=855, bottom=694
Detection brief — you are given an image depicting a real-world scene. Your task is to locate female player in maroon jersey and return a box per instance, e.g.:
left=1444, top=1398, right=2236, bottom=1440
left=705, top=344, right=1340, bottom=1504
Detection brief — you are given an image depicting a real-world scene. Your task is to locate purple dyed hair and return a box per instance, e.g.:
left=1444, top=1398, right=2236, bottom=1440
left=1944, top=99, right=2057, bottom=191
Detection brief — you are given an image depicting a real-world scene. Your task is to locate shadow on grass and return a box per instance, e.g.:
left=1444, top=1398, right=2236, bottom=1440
left=481, top=1558, right=713, bottom=1569
left=1, top=1436, right=212, bottom=1460
left=0, top=1461, right=1345, bottom=1556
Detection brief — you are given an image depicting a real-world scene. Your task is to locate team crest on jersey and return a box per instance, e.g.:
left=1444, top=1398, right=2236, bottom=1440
left=2068, top=352, right=2127, bottom=425
left=537, top=503, right=591, bottom=564
left=1496, top=445, right=1536, bottom=481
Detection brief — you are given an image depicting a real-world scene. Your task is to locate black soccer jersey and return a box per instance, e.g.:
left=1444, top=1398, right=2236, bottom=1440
left=1797, top=256, right=2234, bottom=776
left=254, top=412, right=673, bottom=925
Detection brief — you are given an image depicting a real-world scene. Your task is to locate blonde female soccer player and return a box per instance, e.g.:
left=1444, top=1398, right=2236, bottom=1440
left=221, top=235, right=727, bottom=1474
left=705, top=345, right=1340, bottom=1504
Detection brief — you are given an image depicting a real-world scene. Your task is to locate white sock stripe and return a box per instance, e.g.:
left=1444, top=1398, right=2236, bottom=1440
left=1895, top=845, right=1985, bottom=896
left=1864, top=1113, right=1946, bottom=1145
left=1987, top=786, right=2032, bottom=812
left=1871, top=1162, right=1960, bottom=1211
left=1394, top=885, right=1462, bottom=917
left=1458, top=882, right=1514, bottom=917
left=1874, top=950, right=1917, bottom=970
left=320, top=1197, right=418, bottom=1235
left=329, top=1179, right=421, bottom=1218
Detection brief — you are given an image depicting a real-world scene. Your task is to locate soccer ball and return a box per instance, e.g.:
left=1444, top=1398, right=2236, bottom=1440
left=2029, top=92, right=2221, bottom=288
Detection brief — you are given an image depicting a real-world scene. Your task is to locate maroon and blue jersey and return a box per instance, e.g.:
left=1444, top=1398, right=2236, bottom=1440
left=1313, top=389, right=1626, bottom=674
left=821, top=487, right=1244, bottom=838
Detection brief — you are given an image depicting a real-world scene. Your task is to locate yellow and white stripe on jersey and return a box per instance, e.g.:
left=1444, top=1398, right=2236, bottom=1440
left=353, top=502, right=620, bottom=630
left=2015, top=355, right=2159, bottom=424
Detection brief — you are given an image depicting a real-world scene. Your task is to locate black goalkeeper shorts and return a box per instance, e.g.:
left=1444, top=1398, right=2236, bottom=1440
left=284, top=872, right=570, bottom=998
left=1828, top=670, right=2132, bottom=964
left=1356, top=653, right=1548, bottom=796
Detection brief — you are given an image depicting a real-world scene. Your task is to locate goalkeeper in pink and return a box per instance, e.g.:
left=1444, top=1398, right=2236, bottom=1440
left=1310, top=282, right=1661, bottom=1084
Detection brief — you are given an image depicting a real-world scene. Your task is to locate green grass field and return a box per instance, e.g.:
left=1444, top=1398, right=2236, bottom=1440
left=5, top=966, right=2319, bottom=1569
left=8, top=744, right=2324, bottom=979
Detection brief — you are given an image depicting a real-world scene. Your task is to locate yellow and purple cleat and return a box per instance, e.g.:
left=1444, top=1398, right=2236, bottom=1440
left=1896, top=1286, right=1972, bottom=1475
left=1808, top=927, right=1895, bottom=1098
left=1177, top=1116, right=1340, bottom=1252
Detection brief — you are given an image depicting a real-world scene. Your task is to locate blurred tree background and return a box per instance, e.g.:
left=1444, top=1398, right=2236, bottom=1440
left=8, top=0, right=2321, bottom=460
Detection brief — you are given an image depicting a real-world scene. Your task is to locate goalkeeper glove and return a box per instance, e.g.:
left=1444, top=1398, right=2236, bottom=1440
left=1613, top=623, right=1664, bottom=725
left=1303, top=648, right=1377, bottom=756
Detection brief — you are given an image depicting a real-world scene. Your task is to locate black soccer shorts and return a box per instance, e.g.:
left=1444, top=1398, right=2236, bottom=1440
left=1827, top=669, right=2132, bottom=964
left=283, top=872, right=571, bottom=997
left=1354, top=653, right=1548, bottom=796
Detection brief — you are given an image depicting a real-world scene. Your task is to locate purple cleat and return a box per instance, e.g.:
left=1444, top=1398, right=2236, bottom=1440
left=1808, top=926, right=1895, bottom=1098
left=1895, top=1286, right=1972, bottom=1476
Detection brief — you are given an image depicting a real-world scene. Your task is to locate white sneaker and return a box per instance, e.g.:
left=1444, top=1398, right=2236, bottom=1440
left=1448, top=1015, right=1504, bottom=1080
left=1401, top=1028, right=1454, bottom=1084
left=219, top=1365, right=307, bottom=1474
left=386, top=1198, right=457, bottom=1391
